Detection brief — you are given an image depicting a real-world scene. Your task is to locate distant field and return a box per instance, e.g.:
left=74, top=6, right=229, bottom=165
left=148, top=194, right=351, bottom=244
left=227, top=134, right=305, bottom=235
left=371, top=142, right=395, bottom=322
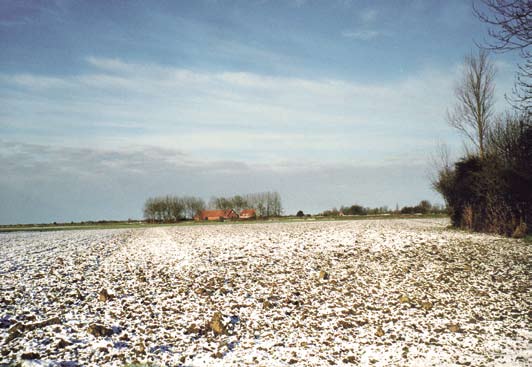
left=0, top=222, right=173, bottom=233
left=0, top=213, right=448, bottom=233
left=1, top=218, right=529, bottom=366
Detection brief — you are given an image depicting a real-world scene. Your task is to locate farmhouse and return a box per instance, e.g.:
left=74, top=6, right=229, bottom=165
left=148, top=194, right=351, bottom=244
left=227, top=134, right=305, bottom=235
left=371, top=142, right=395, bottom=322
left=240, top=209, right=256, bottom=219
left=195, top=209, right=239, bottom=221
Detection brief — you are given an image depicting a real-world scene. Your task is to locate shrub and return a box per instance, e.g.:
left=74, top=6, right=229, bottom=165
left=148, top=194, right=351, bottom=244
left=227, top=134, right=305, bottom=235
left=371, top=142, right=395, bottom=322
left=434, top=115, right=531, bottom=236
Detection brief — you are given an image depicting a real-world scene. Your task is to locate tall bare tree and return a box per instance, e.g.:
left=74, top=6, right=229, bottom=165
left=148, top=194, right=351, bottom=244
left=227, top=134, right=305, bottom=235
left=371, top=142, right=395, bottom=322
left=231, top=195, right=248, bottom=213
left=143, top=195, right=188, bottom=222
left=183, top=196, right=205, bottom=218
left=474, top=0, right=531, bottom=110
left=447, top=49, right=496, bottom=158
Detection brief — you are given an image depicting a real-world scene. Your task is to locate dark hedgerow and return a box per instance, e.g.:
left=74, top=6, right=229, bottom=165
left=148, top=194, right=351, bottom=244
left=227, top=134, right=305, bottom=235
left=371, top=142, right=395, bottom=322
left=435, top=115, right=531, bottom=236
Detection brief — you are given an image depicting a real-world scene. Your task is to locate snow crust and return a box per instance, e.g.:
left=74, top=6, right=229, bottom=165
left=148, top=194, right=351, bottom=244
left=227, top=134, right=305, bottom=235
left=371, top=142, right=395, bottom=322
left=1, top=219, right=530, bottom=366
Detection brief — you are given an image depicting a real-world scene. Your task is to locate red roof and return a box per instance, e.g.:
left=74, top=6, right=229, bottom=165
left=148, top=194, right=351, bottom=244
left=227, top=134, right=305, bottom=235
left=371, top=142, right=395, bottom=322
left=240, top=209, right=256, bottom=217
left=199, top=209, right=238, bottom=219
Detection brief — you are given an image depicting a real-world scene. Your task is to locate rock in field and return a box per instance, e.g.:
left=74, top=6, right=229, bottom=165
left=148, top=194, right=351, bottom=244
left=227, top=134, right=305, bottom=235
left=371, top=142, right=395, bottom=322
left=20, top=352, right=40, bottom=360
left=447, top=323, right=460, bottom=333
left=98, top=288, right=114, bottom=302
left=87, top=323, right=114, bottom=337
left=209, top=312, right=227, bottom=335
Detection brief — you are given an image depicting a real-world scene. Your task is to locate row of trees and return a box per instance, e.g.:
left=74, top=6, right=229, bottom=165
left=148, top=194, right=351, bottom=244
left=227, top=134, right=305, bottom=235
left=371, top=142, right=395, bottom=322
left=320, top=201, right=445, bottom=217
left=143, top=196, right=205, bottom=222
left=399, top=201, right=446, bottom=215
left=433, top=0, right=531, bottom=236
left=143, top=191, right=283, bottom=222
left=209, top=191, right=283, bottom=217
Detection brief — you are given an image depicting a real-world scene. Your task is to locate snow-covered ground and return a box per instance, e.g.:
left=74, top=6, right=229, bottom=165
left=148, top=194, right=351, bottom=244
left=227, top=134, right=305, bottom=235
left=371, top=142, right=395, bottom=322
left=1, top=219, right=530, bottom=366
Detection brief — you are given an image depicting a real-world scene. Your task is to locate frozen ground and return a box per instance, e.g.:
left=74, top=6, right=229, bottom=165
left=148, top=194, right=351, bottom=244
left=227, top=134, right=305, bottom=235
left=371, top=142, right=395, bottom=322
left=1, top=218, right=530, bottom=366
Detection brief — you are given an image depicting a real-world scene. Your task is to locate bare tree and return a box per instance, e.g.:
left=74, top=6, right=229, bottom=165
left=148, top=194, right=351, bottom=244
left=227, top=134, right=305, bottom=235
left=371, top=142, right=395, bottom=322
left=475, top=0, right=532, bottom=51
left=474, top=0, right=531, bottom=110
left=231, top=195, right=248, bottom=213
left=143, top=195, right=185, bottom=222
left=487, top=110, right=531, bottom=163
left=447, top=49, right=496, bottom=158
left=183, top=196, right=205, bottom=218
left=211, top=196, right=233, bottom=210
left=143, top=197, right=157, bottom=222
left=268, top=191, right=283, bottom=216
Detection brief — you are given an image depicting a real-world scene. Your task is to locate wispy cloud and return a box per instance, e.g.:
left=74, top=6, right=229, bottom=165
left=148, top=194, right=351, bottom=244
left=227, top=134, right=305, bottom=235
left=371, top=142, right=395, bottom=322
left=342, top=29, right=381, bottom=41
left=359, top=9, right=377, bottom=23
left=0, top=18, right=31, bottom=27
left=1, top=56, right=459, bottom=164
left=342, top=8, right=381, bottom=41
left=292, top=0, right=308, bottom=8
left=1, top=74, right=73, bottom=89
left=0, top=0, right=69, bottom=27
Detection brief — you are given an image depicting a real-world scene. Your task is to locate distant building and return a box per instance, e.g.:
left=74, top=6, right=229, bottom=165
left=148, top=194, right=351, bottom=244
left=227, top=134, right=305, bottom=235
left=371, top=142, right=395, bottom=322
left=239, top=209, right=256, bottom=219
left=195, top=209, right=239, bottom=221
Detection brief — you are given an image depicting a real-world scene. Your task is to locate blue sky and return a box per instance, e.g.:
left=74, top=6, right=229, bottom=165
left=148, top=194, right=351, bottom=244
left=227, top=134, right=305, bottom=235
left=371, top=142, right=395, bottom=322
left=0, top=0, right=520, bottom=223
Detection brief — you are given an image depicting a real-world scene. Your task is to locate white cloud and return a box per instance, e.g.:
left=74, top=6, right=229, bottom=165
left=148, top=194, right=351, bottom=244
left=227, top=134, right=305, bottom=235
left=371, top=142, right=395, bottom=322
left=86, top=57, right=135, bottom=73
left=2, top=73, right=72, bottom=89
left=1, top=57, right=471, bottom=166
left=1, top=56, right=488, bottom=223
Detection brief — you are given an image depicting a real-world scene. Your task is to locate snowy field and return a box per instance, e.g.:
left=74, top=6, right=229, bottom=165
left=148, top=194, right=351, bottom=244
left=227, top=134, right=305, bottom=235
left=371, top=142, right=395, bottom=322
left=1, top=218, right=530, bottom=367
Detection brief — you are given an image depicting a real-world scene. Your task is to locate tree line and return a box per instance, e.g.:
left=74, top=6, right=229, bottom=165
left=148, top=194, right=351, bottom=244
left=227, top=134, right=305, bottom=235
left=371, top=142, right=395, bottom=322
left=143, top=196, right=205, bottom=222
left=320, top=200, right=445, bottom=217
left=433, top=0, right=531, bottom=237
left=208, top=191, right=282, bottom=217
left=398, top=201, right=446, bottom=215
left=143, top=191, right=283, bottom=222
